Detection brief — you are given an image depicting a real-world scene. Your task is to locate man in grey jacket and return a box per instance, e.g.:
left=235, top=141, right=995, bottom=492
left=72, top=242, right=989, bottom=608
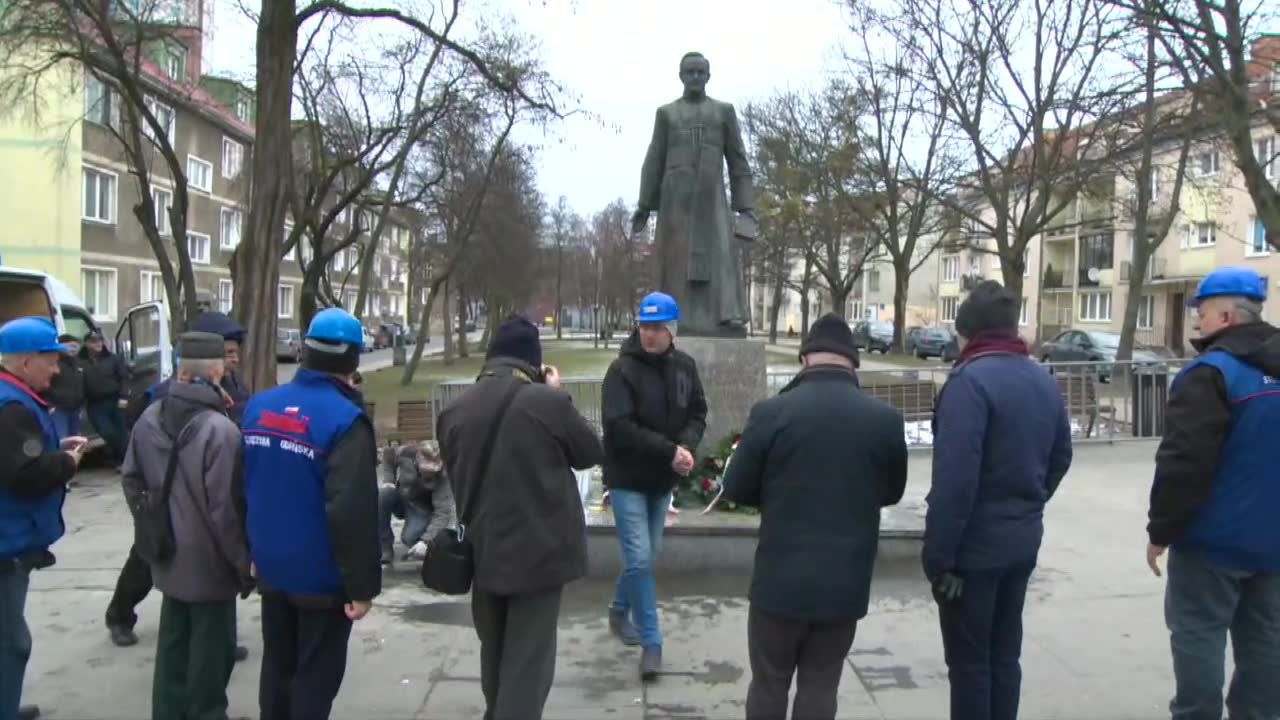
left=122, top=332, right=252, bottom=720
left=379, top=441, right=456, bottom=564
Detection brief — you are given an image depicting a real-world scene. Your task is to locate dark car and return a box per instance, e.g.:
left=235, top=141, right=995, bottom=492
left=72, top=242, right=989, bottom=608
left=906, top=326, right=954, bottom=359
left=852, top=320, right=894, bottom=354
left=1038, top=330, right=1173, bottom=380
left=941, top=336, right=960, bottom=363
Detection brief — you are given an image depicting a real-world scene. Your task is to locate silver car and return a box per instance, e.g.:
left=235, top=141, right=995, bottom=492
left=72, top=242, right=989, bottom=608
left=276, top=328, right=302, bottom=363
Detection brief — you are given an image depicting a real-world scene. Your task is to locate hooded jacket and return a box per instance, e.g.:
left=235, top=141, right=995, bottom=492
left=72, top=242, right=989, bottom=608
left=1150, top=322, right=1280, bottom=570
left=601, top=331, right=708, bottom=495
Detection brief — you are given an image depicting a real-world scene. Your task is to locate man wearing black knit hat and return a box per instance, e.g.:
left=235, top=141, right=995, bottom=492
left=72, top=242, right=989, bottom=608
left=925, top=281, right=1072, bottom=720
left=437, top=315, right=604, bottom=720
left=723, top=313, right=906, bottom=720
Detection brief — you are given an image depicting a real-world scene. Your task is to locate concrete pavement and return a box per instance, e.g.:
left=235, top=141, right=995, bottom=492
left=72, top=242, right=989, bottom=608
left=28, top=442, right=1177, bottom=719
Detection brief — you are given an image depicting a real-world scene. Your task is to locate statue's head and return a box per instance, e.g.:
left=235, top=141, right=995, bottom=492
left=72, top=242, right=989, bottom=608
left=679, top=52, right=710, bottom=96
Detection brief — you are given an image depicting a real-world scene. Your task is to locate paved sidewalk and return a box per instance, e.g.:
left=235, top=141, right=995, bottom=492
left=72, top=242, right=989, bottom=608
left=28, top=442, right=1175, bottom=719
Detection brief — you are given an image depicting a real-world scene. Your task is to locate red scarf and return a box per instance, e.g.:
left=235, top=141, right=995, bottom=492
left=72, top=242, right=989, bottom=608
left=958, top=330, right=1029, bottom=364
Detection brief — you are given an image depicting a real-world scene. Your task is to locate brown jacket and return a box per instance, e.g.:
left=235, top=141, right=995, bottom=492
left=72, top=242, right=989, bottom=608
left=437, top=358, right=604, bottom=595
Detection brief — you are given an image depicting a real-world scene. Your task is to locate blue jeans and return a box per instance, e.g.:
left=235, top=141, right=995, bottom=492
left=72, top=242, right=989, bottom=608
left=1166, top=549, right=1280, bottom=720
left=0, top=567, right=32, bottom=720
left=51, top=407, right=80, bottom=440
left=378, top=486, right=431, bottom=548
left=937, top=560, right=1036, bottom=720
left=611, top=489, right=670, bottom=649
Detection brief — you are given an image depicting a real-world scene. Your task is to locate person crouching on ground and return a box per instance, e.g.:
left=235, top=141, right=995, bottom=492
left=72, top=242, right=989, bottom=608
left=437, top=315, right=604, bottom=720
left=122, top=332, right=252, bottom=720
left=601, top=292, right=707, bottom=681
left=1147, top=266, right=1280, bottom=720
left=925, top=281, right=1072, bottom=720
left=723, top=314, right=907, bottom=720
left=378, top=441, right=456, bottom=565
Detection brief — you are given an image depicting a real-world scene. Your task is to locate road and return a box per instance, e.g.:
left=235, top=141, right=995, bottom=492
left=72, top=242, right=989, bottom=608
left=274, top=332, right=475, bottom=385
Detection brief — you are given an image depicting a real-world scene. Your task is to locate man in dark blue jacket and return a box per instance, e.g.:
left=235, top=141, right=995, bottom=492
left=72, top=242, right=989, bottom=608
left=1148, top=266, right=1280, bottom=720
left=925, top=281, right=1072, bottom=720
left=243, top=308, right=380, bottom=720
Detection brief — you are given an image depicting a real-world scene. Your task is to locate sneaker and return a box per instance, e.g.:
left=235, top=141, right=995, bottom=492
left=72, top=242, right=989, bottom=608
left=380, top=546, right=394, bottom=566
left=18, top=705, right=39, bottom=720
left=608, top=607, right=640, bottom=646
left=108, top=624, right=138, bottom=647
left=234, top=645, right=249, bottom=662
left=640, top=646, right=662, bottom=682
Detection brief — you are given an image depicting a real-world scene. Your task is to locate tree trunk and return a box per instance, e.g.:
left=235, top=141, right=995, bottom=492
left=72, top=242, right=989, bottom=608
left=400, top=279, right=440, bottom=385
left=555, top=241, right=564, bottom=340
left=999, top=242, right=1027, bottom=304
left=829, top=286, right=851, bottom=321
left=456, top=287, right=470, bottom=359
left=353, top=233, right=381, bottom=320
left=441, top=278, right=455, bottom=366
left=232, top=0, right=295, bottom=391
left=767, top=268, right=784, bottom=345
left=892, top=260, right=910, bottom=353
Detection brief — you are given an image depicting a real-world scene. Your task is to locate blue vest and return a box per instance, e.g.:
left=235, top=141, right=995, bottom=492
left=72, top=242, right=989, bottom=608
left=242, top=369, right=364, bottom=596
left=0, top=376, right=66, bottom=559
left=1172, top=350, right=1280, bottom=571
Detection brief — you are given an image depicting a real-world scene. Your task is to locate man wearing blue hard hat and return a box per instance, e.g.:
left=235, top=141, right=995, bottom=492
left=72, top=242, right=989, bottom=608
left=1148, top=265, right=1280, bottom=719
left=0, top=317, right=89, bottom=720
left=601, top=291, right=707, bottom=680
left=242, top=307, right=380, bottom=720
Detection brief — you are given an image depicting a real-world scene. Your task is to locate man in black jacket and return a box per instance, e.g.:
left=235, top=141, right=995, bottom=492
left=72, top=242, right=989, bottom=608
left=601, top=292, right=707, bottom=680
left=723, top=314, right=907, bottom=720
left=43, top=334, right=84, bottom=440
left=437, top=316, right=604, bottom=720
left=79, top=330, right=128, bottom=464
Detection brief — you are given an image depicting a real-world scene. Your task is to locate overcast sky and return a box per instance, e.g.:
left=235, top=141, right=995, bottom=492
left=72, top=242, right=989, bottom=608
left=202, top=0, right=850, bottom=217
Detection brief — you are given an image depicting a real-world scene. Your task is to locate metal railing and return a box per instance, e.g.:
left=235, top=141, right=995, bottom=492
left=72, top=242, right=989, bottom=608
left=428, top=359, right=1190, bottom=447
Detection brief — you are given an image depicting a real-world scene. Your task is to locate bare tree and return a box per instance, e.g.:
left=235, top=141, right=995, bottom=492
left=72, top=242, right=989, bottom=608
left=548, top=195, right=576, bottom=339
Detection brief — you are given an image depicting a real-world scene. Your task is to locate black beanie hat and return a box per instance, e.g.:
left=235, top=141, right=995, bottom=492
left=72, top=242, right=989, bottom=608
left=955, top=280, right=1020, bottom=339
left=487, top=315, right=543, bottom=369
left=302, top=339, right=360, bottom=376
left=799, top=314, right=860, bottom=367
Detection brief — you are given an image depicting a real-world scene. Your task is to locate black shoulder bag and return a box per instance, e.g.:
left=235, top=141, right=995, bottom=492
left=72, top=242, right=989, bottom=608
left=421, top=381, right=525, bottom=595
left=128, top=402, right=204, bottom=565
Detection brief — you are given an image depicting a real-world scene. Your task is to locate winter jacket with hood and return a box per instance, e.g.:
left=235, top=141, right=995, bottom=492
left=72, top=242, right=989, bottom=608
left=79, top=346, right=127, bottom=402
left=1150, top=322, right=1280, bottom=570
left=601, top=331, right=708, bottom=496
left=382, top=442, right=457, bottom=545
left=122, top=380, right=251, bottom=603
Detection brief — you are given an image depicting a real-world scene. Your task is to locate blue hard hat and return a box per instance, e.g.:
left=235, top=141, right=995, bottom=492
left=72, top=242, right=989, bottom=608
left=0, top=317, right=70, bottom=354
left=636, top=292, right=680, bottom=324
left=307, top=307, right=364, bottom=349
left=1188, top=266, right=1268, bottom=308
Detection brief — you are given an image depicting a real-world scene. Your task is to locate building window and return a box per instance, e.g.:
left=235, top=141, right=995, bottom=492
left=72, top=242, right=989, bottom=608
left=868, top=270, right=881, bottom=293
left=187, top=231, right=210, bottom=264
left=152, top=187, right=172, bottom=235
left=1020, top=297, right=1029, bottom=326
left=235, top=97, right=250, bottom=123
left=222, top=138, right=244, bottom=179
left=1258, top=137, right=1276, bottom=180
left=277, top=284, right=294, bottom=319
left=1024, top=248, right=1031, bottom=277
left=369, top=293, right=381, bottom=317
left=81, top=267, right=117, bottom=321
left=1080, top=233, right=1114, bottom=275
left=1194, top=149, right=1220, bottom=177
left=84, top=73, right=119, bottom=128
left=1137, top=295, right=1155, bottom=330
left=163, top=46, right=185, bottom=81
left=1185, top=222, right=1217, bottom=248
left=218, top=279, right=234, bottom=313
left=140, top=270, right=166, bottom=303
left=943, top=256, right=959, bottom=282
left=942, top=296, right=958, bottom=322
left=220, top=208, right=242, bottom=249
left=1079, top=291, right=1113, bottom=323
left=82, top=167, right=117, bottom=223
left=1249, top=217, right=1271, bottom=257
left=187, top=156, right=213, bottom=192
left=390, top=294, right=402, bottom=317
left=343, top=290, right=358, bottom=310
left=143, top=96, right=176, bottom=145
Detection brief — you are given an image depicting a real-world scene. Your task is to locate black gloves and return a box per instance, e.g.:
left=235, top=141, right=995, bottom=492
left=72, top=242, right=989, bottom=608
left=931, top=572, right=964, bottom=604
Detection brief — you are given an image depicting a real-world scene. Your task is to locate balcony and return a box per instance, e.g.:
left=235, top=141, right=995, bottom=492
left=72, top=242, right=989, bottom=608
left=1043, top=266, right=1074, bottom=291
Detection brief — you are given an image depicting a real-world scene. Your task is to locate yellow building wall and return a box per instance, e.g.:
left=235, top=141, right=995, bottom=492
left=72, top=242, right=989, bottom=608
left=0, top=59, right=82, bottom=290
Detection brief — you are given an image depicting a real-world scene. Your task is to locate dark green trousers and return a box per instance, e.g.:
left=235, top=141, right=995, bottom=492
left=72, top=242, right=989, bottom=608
left=153, top=595, right=236, bottom=720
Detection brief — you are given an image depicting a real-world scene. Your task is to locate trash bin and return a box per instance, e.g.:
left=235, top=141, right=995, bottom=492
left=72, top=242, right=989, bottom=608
left=392, top=335, right=407, bottom=366
left=1132, top=366, right=1169, bottom=437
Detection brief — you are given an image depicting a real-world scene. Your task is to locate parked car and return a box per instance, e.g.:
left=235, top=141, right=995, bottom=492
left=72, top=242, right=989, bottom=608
left=1038, top=330, right=1174, bottom=380
left=361, top=326, right=376, bottom=353
left=852, top=321, right=894, bottom=354
left=906, top=326, right=954, bottom=359
left=275, top=328, right=302, bottom=363
left=942, top=336, right=960, bottom=363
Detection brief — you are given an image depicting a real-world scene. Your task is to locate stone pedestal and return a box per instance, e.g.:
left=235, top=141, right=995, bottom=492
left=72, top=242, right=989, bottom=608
left=679, top=337, right=767, bottom=454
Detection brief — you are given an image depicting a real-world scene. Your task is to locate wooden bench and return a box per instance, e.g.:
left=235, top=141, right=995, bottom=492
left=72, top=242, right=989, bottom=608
left=383, top=399, right=433, bottom=444
left=864, top=380, right=937, bottom=422
left=1055, top=372, right=1115, bottom=438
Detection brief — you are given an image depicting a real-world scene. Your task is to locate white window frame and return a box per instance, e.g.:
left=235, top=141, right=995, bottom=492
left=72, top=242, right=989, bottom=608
left=163, top=46, right=185, bottom=81
left=1195, top=149, right=1220, bottom=178
left=220, top=207, right=242, bottom=250
left=186, top=231, right=211, bottom=264
left=235, top=97, right=250, bottom=122
left=221, top=137, right=244, bottom=179
left=1184, top=222, right=1217, bottom=249
left=942, top=255, right=960, bottom=283
left=1020, top=297, right=1029, bottom=326
left=84, top=73, right=119, bottom=129
left=187, top=155, right=213, bottom=193
left=82, top=166, right=117, bottom=224
left=143, top=96, right=176, bottom=146
left=942, top=296, right=958, bottom=322
left=140, top=270, right=166, bottom=304
left=1023, top=248, right=1031, bottom=277
left=1248, top=216, right=1271, bottom=257
left=1137, top=295, right=1156, bottom=330
left=277, top=284, right=295, bottom=319
left=152, top=187, right=173, bottom=235
left=1258, top=137, right=1276, bottom=180
left=80, top=265, right=118, bottom=322
left=218, top=278, right=234, bottom=313
left=1079, top=291, right=1113, bottom=323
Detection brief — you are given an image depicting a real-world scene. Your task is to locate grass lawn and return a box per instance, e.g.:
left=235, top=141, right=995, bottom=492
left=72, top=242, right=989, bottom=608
left=360, top=341, right=619, bottom=408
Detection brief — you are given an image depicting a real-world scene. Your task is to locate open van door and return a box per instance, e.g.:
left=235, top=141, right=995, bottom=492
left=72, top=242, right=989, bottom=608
left=114, top=301, right=173, bottom=400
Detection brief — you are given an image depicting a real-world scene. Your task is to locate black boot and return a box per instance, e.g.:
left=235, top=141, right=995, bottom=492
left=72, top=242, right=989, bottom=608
left=234, top=645, right=249, bottom=662
left=640, top=646, right=662, bottom=682
left=380, top=545, right=394, bottom=566
left=18, top=704, right=40, bottom=719
left=108, top=624, right=138, bottom=647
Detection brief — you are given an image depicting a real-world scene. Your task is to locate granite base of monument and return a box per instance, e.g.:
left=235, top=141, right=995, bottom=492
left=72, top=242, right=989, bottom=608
left=679, top=336, right=767, bottom=455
